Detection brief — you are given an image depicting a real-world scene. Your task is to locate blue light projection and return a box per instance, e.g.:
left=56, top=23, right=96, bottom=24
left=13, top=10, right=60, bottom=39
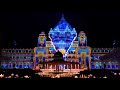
left=108, top=64, right=110, bottom=68
left=112, top=65, right=115, bottom=69
left=1, top=64, right=4, bottom=68
left=91, top=64, right=94, bottom=69
left=78, top=31, right=87, bottom=46
left=38, top=33, right=46, bottom=47
left=36, top=49, right=46, bottom=54
left=5, top=64, right=8, bottom=69
left=24, top=64, right=27, bottom=68
left=20, top=65, right=22, bottom=68
left=49, top=47, right=55, bottom=50
left=116, top=64, right=118, bottom=69
left=15, top=64, right=18, bottom=69
left=95, top=64, right=99, bottom=69
left=59, top=65, right=66, bottom=70
left=78, top=48, right=89, bottom=54
left=29, top=64, right=33, bottom=69
left=86, top=57, right=89, bottom=66
left=49, top=14, right=77, bottom=56
left=9, top=64, right=12, bottom=68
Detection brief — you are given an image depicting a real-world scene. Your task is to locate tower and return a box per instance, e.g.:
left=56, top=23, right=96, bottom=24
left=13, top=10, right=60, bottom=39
left=78, top=31, right=87, bottom=47
left=38, top=31, right=46, bottom=47
left=33, top=32, right=47, bottom=68
left=78, top=31, right=91, bottom=70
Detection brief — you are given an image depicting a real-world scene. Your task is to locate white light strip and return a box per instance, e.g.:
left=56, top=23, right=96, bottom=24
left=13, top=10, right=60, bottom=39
left=48, top=35, right=57, bottom=52
left=65, top=33, right=77, bottom=57
left=49, top=27, right=77, bottom=56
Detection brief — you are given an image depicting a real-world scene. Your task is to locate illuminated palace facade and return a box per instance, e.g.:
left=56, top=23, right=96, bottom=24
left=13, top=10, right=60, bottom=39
left=1, top=15, right=119, bottom=70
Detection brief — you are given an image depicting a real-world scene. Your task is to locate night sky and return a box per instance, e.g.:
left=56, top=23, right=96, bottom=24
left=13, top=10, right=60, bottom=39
left=0, top=1, right=120, bottom=48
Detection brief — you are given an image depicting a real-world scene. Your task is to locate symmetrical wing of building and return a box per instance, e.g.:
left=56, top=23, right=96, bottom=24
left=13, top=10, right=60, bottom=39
left=0, top=15, right=118, bottom=70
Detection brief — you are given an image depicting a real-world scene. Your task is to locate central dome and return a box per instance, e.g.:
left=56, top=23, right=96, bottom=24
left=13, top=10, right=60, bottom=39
left=49, top=14, right=77, bottom=55
left=54, top=14, right=73, bottom=30
left=53, top=50, right=64, bottom=61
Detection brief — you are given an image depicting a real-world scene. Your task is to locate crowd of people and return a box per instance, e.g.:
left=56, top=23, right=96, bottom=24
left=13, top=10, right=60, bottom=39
left=0, top=68, right=120, bottom=79
left=0, top=68, right=40, bottom=78
left=76, top=69, right=120, bottom=78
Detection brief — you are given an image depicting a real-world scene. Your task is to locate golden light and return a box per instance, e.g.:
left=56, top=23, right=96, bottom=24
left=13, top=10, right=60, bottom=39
left=36, top=66, right=40, bottom=70
left=59, top=49, right=66, bottom=54
left=74, top=75, right=78, bottom=78
left=24, top=75, right=29, bottom=78
left=0, top=74, right=4, bottom=78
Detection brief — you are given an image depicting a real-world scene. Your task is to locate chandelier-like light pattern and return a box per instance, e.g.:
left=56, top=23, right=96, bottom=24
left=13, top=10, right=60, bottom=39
left=49, top=14, right=77, bottom=56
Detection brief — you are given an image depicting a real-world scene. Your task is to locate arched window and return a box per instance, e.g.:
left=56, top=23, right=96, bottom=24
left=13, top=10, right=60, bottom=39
left=23, top=63, right=27, bottom=68
left=26, top=50, right=28, bottom=52
left=103, top=63, right=106, bottom=69
left=108, top=64, right=110, bottom=69
left=99, top=62, right=102, bottom=69
left=9, top=63, right=12, bottom=68
left=12, top=50, right=14, bottom=52
left=112, top=65, right=115, bottom=69
left=105, top=50, right=108, bottom=52
left=101, top=50, right=104, bottom=52
left=19, top=50, right=21, bottom=53
left=16, top=50, right=18, bottom=52
left=72, top=56, right=75, bottom=58
left=43, top=57, right=45, bottom=61
left=5, top=64, right=8, bottom=69
left=91, top=56, right=94, bottom=62
left=91, top=63, right=94, bottom=69
left=98, top=50, right=100, bottom=52
left=68, top=56, right=71, bottom=58
left=24, top=57, right=26, bottom=59
left=29, top=64, right=33, bottom=69
left=15, top=64, right=19, bottom=69
left=1, top=64, right=4, bottom=68
left=19, top=63, right=22, bottom=69
left=36, top=57, right=39, bottom=63
left=27, top=64, right=29, bottom=68
left=95, top=62, right=99, bottom=69
left=116, top=64, right=119, bottom=69
left=94, top=50, right=96, bottom=52
left=79, top=57, right=81, bottom=62
left=96, top=50, right=98, bottom=52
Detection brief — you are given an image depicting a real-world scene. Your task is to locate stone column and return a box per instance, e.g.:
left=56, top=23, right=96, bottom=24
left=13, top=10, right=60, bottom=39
left=51, top=65, right=52, bottom=69
left=47, top=64, right=48, bottom=69
left=71, top=64, right=72, bottom=69
left=46, top=47, right=48, bottom=54
left=78, top=64, right=79, bottom=69
left=75, top=64, right=76, bottom=69
left=55, top=65, right=56, bottom=70
left=67, top=65, right=68, bottom=69
left=75, top=48, right=78, bottom=58
left=45, top=64, right=46, bottom=69
left=88, top=56, right=91, bottom=70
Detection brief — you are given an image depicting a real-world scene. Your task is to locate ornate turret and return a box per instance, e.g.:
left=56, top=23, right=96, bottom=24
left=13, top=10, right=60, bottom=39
left=54, top=14, right=73, bottom=30
left=38, top=31, right=46, bottom=47
left=78, top=31, right=87, bottom=47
